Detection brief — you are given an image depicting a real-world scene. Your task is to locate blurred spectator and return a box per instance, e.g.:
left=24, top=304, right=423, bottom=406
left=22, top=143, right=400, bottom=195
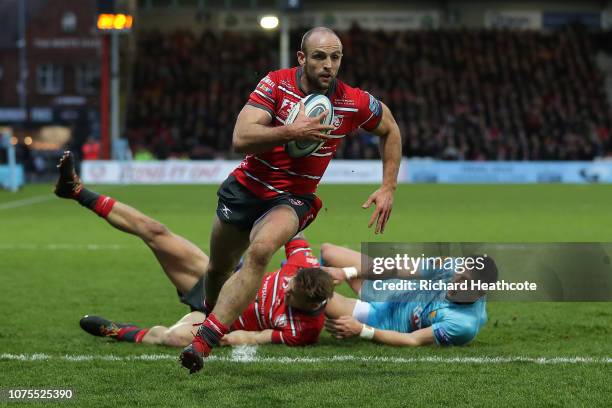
left=127, top=24, right=612, bottom=161
left=82, top=137, right=100, bottom=160
left=133, top=145, right=155, bottom=161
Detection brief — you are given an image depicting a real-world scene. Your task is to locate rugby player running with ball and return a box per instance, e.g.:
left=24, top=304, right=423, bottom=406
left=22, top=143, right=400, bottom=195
left=180, top=27, right=402, bottom=373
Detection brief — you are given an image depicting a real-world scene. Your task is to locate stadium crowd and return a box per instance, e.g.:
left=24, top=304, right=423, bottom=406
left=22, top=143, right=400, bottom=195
left=126, top=24, right=612, bottom=160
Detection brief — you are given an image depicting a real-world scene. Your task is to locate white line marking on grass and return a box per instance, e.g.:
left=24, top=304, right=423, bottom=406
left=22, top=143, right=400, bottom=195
left=0, top=194, right=55, bottom=210
left=0, top=243, right=128, bottom=251
left=0, top=186, right=126, bottom=211
left=231, top=345, right=258, bottom=362
left=1, top=353, right=610, bottom=365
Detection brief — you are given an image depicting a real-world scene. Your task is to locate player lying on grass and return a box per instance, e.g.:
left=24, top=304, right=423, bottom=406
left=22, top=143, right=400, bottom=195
left=54, top=151, right=334, bottom=347
left=321, top=244, right=498, bottom=346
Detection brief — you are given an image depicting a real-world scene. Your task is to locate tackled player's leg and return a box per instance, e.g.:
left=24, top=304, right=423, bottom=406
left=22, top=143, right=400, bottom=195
left=79, top=311, right=205, bottom=347
left=54, top=150, right=208, bottom=295
left=142, top=311, right=206, bottom=347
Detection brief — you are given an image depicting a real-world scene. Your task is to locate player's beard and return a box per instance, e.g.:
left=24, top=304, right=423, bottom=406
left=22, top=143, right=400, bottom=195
left=304, top=63, right=331, bottom=92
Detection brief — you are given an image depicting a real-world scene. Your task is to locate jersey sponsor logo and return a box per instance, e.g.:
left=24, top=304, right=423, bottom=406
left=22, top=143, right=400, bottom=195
left=334, top=98, right=356, bottom=106
left=262, top=75, right=276, bottom=87
left=261, top=275, right=271, bottom=303
left=368, top=93, right=382, bottom=117
left=280, top=98, right=297, bottom=116
left=257, top=83, right=273, bottom=95
left=434, top=326, right=453, bottom=345
left=332, top=114, right=344, bottom=129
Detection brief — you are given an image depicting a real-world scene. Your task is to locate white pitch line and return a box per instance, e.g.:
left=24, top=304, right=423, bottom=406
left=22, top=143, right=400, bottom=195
left=1, top=353, right=610, bottom=365
left=231, top=345, right=258, bottom=362
left=0, top=186, right=126, bottom=211
left=0, top=194, right=55, bottom=210
left=0, top=243, right=129, bottom=251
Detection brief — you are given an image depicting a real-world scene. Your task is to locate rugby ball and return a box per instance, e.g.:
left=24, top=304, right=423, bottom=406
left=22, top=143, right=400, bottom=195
left=284, top=94, right=333, bottom=158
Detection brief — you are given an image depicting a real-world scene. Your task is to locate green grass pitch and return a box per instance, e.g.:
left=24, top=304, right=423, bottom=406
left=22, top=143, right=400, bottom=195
left=1, top=184, right=611, bottom=407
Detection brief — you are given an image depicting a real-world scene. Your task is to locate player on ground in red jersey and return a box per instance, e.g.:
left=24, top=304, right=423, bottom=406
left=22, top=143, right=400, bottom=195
left=180, top=27, right=402, bottom=373
left=54, top=151, right=334, bottom=348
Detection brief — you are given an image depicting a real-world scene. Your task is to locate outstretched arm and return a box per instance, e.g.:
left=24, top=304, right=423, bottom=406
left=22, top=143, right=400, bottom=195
left=220, top=330, right=274, bottom=346
left=320, top=242, right=426, bottom=288
left=362, top=102, right=402, bottom=234
left=325, top=316, right=434, bottom=347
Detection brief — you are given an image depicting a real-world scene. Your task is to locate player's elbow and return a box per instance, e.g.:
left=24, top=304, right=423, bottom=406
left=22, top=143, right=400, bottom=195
left=399, top=337, right=421, bottom=347
left=232, top=130, right=248, bottom=153
left=380, top=333, right=426, bottom=347
left=383, top=336, right=419, bottom=347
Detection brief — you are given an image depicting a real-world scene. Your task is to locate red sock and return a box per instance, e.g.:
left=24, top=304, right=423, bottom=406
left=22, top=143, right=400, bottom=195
left=285, top=238, right=311, bottom=259
left=93, top=196, right=116, bottom=218
left=134, top=329, right=149, bottom=343
left=196, top=313, right=229, bottom=347
left=117, top=326, right=149, bottom=343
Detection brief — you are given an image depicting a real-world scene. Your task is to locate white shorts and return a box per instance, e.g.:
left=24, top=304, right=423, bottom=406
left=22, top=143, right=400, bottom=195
left=352, top=300, right=372, bottom=324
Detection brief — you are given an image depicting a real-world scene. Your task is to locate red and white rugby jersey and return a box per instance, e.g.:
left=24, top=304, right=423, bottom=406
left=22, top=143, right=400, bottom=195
left=230, top=239, right=325, bottom=346
left=232, top=66, right=383, bottom=198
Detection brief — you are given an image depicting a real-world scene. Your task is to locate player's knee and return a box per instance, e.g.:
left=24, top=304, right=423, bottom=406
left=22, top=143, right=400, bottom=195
left=146, top=326, right=167, bottom=344
left=246, top=241, right=277, bottom=269
left=320, top=242, right=333, bottom=263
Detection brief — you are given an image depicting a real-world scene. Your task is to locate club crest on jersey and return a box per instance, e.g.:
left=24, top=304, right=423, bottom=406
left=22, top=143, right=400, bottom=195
left=274, top=314, right=288, bottom=328
left=332, top=114, right=344, bottom=129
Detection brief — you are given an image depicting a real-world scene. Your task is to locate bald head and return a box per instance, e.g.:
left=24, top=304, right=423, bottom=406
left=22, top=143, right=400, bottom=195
left=300, top=27, right=342, bottom=54
left=297, top=26, right=343, bottom=93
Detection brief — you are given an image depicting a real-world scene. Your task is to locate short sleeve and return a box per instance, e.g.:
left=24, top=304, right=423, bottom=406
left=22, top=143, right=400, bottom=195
left=354, top=90, right=383, bottom=132
left=271, top=327, right=321, bottom=347
left=432, top=317, right=478, bottom=346
left=247, top=71, right=279, bottom=117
